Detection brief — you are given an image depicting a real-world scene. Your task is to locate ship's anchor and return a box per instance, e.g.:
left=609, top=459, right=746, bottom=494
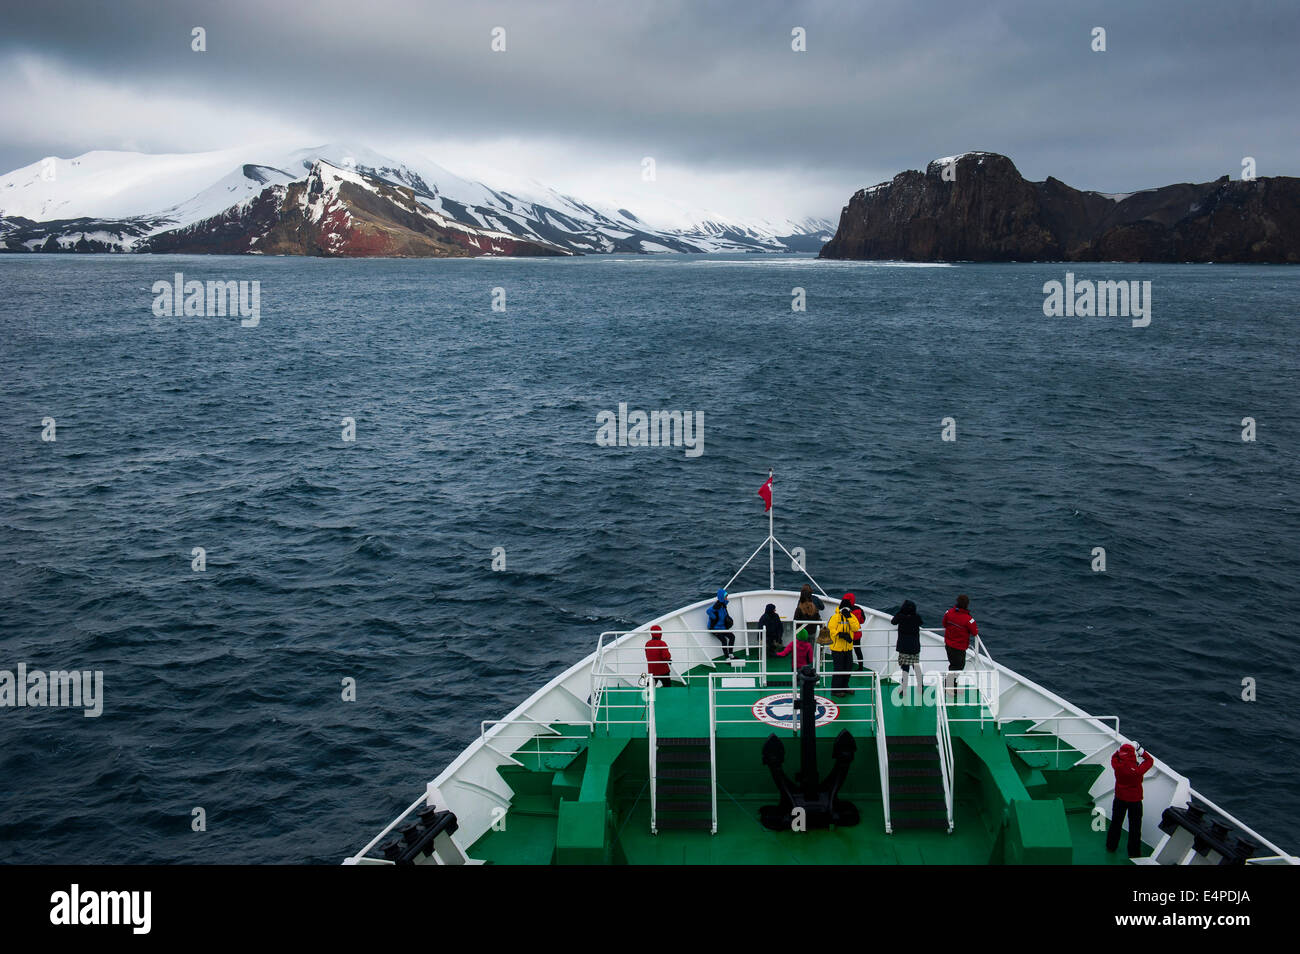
left=759, top=664, right=860, bottom=830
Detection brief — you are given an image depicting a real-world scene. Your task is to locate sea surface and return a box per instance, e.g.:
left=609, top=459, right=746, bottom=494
left=0, top=253, right=1296, bottom=863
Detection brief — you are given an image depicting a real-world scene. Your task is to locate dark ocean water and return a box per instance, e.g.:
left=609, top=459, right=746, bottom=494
left=0, top=253, right=1296, bottom=863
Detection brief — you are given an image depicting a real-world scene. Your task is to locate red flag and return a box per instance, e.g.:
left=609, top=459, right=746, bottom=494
left=757, top=476, right=773, bottom=512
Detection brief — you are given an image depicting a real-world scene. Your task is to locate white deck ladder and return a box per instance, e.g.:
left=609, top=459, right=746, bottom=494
left=936, top=688, right=955, bottom=834
left=648, top=677, right=659, bottom=835
left=873, top=671, right=892, bottom=834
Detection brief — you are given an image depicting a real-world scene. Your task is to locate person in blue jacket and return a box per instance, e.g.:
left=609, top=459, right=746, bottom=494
left=706, top=589, right=736, bottom=659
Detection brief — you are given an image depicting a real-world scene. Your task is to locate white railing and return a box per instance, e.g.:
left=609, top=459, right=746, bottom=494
left=593, top=640, right=757, bottom=679
left=591, top=683, right=652, bottom=733
left=595, top=627, right=766, bottom=658
left=591, top=628, right=765, bottom=729
left=1245, top=855, right=1300, bottom=865
left=593, top=628, right=764, bottom=684
left=706, top=668, right=880, bottom=834
left=935, top=687, right=955, bottom=833
left=708, top=671, right=879, bottom=727
left=347, top=791, right=430, bottom=865
left=815, top=619, right=995, bottom=677
left=755, top=620, right=823, bottom=679
left=1003, top=714, right=1122, bottom=770
left=785, top=621, right=827, bottom=673
left=1187, top=791, right=1299, bottom=865
left=816, top=625, right=873, bottom=674
left=707, top=672, right=718, bottom=834
left=648, top=677, right=659, bottom=835
left=834, top=623, right=997, bottom=690
left=874, top=667, right=999, bottom=730
left=874, top=670, right=891, bottom=834
left=937, top=667, right=1000, bottom=732
left=478, top=718, right=591, bottom=766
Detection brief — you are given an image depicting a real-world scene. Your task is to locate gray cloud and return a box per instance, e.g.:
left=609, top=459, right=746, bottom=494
left=2, top=0, right=1297, bottom=218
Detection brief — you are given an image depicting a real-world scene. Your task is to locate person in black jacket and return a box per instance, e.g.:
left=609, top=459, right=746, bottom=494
left=757, top=603, right=784, bottom=659
left=891, top=600, right=924, bottom=702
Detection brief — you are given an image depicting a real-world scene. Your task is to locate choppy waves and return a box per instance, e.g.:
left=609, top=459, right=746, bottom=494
left=0, top=254, right=1296, bottom=861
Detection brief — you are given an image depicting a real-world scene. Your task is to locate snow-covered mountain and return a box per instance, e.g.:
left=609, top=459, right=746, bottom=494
left=144, top=159, right=567, bottom=258
left=0, top=143, right=833, bottom=255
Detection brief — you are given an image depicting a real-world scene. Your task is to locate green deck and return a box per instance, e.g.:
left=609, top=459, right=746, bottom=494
left=469, top=653, right=1146, bottom=865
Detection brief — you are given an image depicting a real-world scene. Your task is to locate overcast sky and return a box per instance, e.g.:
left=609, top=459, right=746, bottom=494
left=1, top=0, right=1297, bottom=221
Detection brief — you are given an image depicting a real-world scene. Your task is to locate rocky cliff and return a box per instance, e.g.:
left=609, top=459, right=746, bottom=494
left=819, top=153, right=1300, bottom=263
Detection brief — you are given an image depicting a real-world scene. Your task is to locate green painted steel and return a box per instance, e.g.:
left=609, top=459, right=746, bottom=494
left=468, top=653, right=1148, bottom=865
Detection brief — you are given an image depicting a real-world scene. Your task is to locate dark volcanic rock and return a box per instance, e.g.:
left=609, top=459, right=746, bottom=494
left=0, top=214, right=166, bottom=253
left=820, top=153, right=1300, bottom=263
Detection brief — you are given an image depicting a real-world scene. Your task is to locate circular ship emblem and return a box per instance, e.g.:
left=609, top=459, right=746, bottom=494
left=751, top=693, right=839, bottom=729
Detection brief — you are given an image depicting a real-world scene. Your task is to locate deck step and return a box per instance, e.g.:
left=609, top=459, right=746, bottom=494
left=892, top=817, right=949, bottom=830
left=892, top=792, right=943, bottom=803
left=890, top=750, right=938, bottom=762
left=659, top=737, right=708, bottom=747
left=1014, top=751, right=1070, bottom=769
left=657, top=750, right=708, bottom=763
left=890, top=783, right=936, bottom=795
left=659, top=767, right=709, bottom=779
left=889, top=736, right=935, bottom=746
left=892, top=801, right=946, bottom=813
left=657, top=801, right=711, bottom=812
left=1059, top=792, right=1097, bottom=815
left=1006, top=734, right=1072, bottom=753
left=656, top=817, right=711, bottom=831
left=508, top=795, right=559, bottom=816
left=889, top=767, right=940, bottom=778
left=658, top=784, right=709, bottom=795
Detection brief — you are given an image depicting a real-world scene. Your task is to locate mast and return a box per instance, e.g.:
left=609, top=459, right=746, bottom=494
left=759, top=467, right=769, bottom=595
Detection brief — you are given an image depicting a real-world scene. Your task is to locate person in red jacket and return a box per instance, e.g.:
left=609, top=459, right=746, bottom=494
left=776, top=622, right=815, bottom=670
left=1107, top=742, right=1155, bottom=857
left=645, top=625, right=672, bottom=689
left=941, top=594, right=978, bottom=666
left=941, top=594, right=979, bottom=702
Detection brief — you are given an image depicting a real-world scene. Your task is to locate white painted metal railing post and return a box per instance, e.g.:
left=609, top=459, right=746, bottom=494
left=708, top=674, right=718, bottom=834
left=590, top=638, right=603, bottom=727
left=648, top=676, right=658, bottom=835
left=936, top=685, right=955, bottom=834
left=874, top=670, right=892, bottom=834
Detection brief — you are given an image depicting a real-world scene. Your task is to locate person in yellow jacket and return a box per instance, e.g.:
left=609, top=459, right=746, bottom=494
left=827, top=598, right=861, bottom=697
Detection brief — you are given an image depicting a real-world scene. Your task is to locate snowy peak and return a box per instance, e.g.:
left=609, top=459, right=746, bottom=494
left=158, top=163, right=298, bottom=229
left=142, top=158, right=569, bottom=258
left=0, top=147, right=272, bottom=222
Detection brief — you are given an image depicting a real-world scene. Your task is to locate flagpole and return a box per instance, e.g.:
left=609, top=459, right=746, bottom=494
left=768, top=468, right=774, bottom=590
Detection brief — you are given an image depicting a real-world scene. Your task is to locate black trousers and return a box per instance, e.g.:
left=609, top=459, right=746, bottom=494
left=832, top=650, right=853, bottom=691
left=713, top=630, right=734, bottom=655
left=1106, top=798, right=1144, bottom=857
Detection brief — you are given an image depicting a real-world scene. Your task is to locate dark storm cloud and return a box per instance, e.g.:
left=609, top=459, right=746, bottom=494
left=1, top=0, right=1297, bottom=213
